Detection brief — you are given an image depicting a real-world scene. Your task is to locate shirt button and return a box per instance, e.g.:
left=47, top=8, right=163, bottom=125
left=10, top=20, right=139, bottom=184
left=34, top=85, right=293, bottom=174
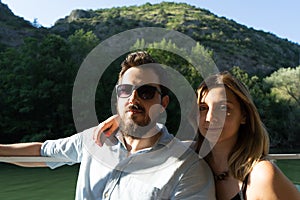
left=104, top=192, right=109, bottom=199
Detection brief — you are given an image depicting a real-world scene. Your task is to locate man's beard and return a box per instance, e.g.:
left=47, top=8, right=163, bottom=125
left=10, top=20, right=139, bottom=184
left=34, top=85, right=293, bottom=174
left=119, top=104, right=160, bottom=138
left=119, top=114, right=158, bottom=138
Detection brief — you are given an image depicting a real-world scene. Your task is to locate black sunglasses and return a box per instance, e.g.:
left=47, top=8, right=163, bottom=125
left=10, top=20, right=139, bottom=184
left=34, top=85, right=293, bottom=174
left=116, top=84, right=162, bottom=100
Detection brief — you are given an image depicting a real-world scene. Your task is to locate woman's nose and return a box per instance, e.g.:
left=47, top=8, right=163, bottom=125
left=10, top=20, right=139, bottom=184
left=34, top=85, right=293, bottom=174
left=206, top=109, right=216, bottom=123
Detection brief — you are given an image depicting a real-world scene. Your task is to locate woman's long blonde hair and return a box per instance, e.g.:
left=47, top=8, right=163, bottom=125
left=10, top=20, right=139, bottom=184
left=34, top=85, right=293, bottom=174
left=195, top=71, right=269, bottom=181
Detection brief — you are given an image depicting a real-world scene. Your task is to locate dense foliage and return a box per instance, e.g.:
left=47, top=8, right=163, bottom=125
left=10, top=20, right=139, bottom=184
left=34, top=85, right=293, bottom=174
left=230, top=66, right=300, bottom=150
left=0, top=30, right=299, bottom=152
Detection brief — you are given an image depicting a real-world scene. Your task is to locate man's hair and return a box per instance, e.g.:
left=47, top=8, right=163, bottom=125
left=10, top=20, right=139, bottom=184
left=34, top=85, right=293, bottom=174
left=118, top=51, right=169, bottom=96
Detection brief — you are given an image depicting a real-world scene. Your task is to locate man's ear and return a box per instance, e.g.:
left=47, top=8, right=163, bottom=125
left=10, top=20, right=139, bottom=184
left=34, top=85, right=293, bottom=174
left=161, top=95, right=169, bottom=109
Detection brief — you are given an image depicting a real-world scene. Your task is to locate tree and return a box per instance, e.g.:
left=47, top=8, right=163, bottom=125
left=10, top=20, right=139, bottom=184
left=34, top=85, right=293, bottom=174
left=264, top=66, right=300, bottom=147
left=31, top=18, right=41, bottom=28
left=231, top=66, right=300, bottom=149
left=0, top=35, right=76, bottom=143
left=264, top=66, right=300, bottom=106
left=68, top=29, right=100, bottom=64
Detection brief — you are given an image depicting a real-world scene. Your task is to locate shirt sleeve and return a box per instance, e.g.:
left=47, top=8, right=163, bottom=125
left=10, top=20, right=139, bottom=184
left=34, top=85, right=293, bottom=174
left=40, top=132, right=83, bottom=169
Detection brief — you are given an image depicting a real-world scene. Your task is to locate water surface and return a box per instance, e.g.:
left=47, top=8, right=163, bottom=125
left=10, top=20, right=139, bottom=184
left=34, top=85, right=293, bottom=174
left=0, top=160, right=299, bottom=199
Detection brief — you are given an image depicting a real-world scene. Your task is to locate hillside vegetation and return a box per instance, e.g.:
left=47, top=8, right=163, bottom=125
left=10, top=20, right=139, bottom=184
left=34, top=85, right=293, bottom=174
left=0, top=2, right=46, bottom=49
left=51, top=2, right=300, bottom=75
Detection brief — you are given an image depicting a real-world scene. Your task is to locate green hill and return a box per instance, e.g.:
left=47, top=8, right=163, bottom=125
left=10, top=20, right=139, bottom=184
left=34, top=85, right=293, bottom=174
left=1, top=2, right=299, bottom=76
left=0, top=2, right=46, bottom=49
left=49, top=2, right=300, bottom=76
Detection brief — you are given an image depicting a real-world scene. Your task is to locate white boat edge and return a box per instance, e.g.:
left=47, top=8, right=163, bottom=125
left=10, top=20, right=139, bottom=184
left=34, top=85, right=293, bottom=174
left=0, top=154, right=299, bottom=162
left=0, top=157, right=70, bottom=162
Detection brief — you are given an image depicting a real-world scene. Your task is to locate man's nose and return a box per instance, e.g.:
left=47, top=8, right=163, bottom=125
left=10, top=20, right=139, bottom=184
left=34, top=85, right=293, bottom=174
left=128, top=89, right=140, bottom=103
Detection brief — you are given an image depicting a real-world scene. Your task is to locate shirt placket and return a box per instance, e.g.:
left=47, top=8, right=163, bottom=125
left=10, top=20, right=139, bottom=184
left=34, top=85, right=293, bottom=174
left=102, top=143, right=134, bottom=200
left=102, top=169, right=123, bottom=200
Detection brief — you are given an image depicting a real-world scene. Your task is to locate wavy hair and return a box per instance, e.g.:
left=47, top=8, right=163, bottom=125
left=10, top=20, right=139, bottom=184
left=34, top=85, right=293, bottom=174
left=195, top=71, right=269, bottom=181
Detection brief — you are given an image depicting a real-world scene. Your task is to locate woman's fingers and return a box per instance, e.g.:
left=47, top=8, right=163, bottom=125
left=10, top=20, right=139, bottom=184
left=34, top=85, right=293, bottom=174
left=93, top=115, right=119, bottom=146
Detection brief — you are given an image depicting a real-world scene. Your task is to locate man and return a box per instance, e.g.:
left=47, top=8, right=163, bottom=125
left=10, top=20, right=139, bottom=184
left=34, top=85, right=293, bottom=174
left=0, top=51, right=215, bottom=199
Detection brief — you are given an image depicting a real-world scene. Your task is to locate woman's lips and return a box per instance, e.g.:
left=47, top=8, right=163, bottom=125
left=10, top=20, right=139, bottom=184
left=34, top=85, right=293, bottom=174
left=204, top=126, right=223, bottom=132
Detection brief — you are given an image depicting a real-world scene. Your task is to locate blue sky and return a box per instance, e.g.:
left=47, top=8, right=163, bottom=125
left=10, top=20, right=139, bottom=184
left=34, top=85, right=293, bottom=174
left=2, top=0, right=300, bottom=44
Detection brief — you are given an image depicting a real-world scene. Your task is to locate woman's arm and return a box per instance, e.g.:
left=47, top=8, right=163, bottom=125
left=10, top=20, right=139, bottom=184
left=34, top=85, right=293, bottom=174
left=93, top=114, right=119, bottom=146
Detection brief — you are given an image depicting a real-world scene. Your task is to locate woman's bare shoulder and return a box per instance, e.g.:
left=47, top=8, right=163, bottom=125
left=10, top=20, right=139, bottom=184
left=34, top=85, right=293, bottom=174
left=249, top=160, right=300, bottom=199
left=250, top=160, right=277, bottom=184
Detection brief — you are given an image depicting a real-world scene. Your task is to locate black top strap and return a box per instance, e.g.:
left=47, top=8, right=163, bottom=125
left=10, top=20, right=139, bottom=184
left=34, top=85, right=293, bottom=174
left=231, top=174, right=249, bottom=200
left=241, top=173, right=249, bottom=199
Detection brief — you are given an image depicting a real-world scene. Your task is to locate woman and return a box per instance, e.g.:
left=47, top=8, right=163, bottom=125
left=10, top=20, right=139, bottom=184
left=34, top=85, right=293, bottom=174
left=194, top=71, right=299, bottom=199
left=94, top=71, right=300, bottom=200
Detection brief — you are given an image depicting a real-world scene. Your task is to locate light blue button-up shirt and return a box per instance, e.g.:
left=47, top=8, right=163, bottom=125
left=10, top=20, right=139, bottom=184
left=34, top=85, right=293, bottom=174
left=41, top=124, right=215, bottom=200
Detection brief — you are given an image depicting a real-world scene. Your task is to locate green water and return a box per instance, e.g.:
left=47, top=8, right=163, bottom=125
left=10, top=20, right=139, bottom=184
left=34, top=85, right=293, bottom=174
left=0, top=163, right=79, bottom=200
left=0, top=160, right=299, bottom=199
left=275, top=160, right=300, bottom=184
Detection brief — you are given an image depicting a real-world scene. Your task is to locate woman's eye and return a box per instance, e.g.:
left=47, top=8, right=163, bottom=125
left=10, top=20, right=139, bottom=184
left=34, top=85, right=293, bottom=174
left=199, top=105, right=208, bottom=112
left=219, top=104, right=227, bottom=112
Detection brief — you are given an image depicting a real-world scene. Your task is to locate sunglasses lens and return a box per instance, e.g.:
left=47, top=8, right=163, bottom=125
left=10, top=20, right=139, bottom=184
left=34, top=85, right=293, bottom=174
left=116, top=84, right=159, bottom=99
left=117, top=84, right=133, bottom=98
left=137, top=85, right=157, bottom=100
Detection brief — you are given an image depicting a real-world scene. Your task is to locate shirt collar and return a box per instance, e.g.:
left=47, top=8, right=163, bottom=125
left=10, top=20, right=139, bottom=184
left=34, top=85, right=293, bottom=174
left=115, top=123, right=173, bottom=152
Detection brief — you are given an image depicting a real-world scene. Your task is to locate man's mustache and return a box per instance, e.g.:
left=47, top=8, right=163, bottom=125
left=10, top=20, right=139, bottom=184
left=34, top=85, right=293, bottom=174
left=127, top=104, right=145, bottom=112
